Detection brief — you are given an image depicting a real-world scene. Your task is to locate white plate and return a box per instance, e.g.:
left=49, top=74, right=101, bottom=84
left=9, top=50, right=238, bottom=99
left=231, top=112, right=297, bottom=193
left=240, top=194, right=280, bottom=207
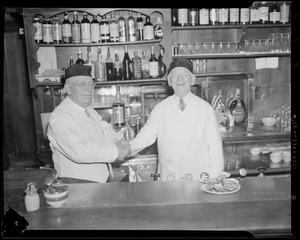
left=199, top=178, right=241, bottom=195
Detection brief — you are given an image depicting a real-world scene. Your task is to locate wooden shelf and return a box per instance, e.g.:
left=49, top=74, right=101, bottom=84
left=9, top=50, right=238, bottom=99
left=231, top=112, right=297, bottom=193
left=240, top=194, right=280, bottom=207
left=173, top=52, right=291, bottom=59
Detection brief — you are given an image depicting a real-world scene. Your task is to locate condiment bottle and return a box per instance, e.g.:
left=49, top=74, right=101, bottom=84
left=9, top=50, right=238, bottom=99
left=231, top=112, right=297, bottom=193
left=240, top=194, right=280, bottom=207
left=24, top=182, right=40, bottom=212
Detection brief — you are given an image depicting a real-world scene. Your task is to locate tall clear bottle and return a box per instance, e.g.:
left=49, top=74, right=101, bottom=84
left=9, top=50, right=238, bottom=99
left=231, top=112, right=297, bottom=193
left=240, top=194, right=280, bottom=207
left=141, top=50, right=150, bottom=79
left=84, top=46, right=95, bottom=79
left=143, top=16, right=154, bottom=40
left=136, top=13, right=144, bottom=41
left=109, top=12, right=119, bottom=43
left=229, top=88, right=247, bottom=126
left=100, top=15, right=110, bottom=43
left=52, top=15, right=62, bottom=43
left=118, top=11, right=127, bottom=42
left=75, top=48, right=85, bottom=64
left=94, top=47, right=106, bottom=82
left=149, top=46, right=159, bottom=79
left=42, top=17, right=53, bottom=44
left=112, top=85, right=125, bottom=129
left=106, top=47, right=114, bottom=81
left=158, top=45, right=166, bottom=78
left=132, top=51, right=142, bottom=80
left=91, top=15, right=100, bottom=43
left=62, top=12, right=72, bottom=43
left=81, top=12, right=91, bottom=43
left=122, top=45, right=133, bottom=80
left=72, top=11, right=81, bottom=43
left=33, top=16, right=43, bottom=43
left=127, top=11, right=137, bottom=42
left=113, top=53, right=123, bottom=80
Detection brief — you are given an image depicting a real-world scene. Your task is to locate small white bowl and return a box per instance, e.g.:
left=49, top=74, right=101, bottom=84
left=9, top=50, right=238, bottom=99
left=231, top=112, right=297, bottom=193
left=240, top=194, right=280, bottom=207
left=261, top=117, right=277, bottom=127
left=282, top=151, right=291, bottom=163
left=43, top=184, right=69, bottom=208
left=250, top=147, right=261, bottom=156
left=270, top=151, right=282, bottom=158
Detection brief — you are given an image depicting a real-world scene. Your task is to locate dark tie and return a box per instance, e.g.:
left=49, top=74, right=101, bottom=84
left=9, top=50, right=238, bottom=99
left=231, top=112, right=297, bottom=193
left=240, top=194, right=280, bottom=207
left=179, top=98, right=186, bottom=111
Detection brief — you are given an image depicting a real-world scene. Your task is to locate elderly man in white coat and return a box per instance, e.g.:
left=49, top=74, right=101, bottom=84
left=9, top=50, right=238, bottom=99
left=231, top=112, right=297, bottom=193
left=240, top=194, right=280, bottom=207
left=129, top=59, right=224, bottom=181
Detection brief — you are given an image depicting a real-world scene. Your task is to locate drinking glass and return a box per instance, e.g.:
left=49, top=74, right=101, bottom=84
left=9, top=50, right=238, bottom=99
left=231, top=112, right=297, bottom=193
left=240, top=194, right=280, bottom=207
left=229, top=42, right=239, bottom=53
left=179, top=43, right=188, bottom=54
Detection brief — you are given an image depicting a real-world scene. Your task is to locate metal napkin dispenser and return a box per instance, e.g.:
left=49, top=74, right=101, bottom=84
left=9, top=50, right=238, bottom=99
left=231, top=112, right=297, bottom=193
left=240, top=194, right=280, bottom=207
left=122, top=154, right=158, bottom=182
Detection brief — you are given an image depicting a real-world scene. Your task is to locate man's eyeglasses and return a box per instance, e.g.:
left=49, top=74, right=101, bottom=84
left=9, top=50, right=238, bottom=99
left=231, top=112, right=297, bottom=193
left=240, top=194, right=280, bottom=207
left=68, top=82, right=96, bottom=89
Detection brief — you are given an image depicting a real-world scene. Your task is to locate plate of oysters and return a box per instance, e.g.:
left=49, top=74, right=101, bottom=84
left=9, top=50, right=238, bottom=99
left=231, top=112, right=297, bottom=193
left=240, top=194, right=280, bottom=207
left=199, top=172, right=241, bottom=195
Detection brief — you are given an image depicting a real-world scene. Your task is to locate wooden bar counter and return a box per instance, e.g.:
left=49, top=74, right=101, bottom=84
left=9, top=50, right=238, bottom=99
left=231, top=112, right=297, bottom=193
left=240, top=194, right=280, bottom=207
left=4, top=174, right=292, bottom=238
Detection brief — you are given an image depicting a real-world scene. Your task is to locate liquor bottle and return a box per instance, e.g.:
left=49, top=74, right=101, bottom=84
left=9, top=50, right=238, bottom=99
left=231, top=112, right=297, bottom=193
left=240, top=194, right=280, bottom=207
left=269, top=1, right=280, bottom=24
left=229, top=88, right=247, bottom=126
left=149, top=45, right=159, bottom=79
left=112, top=85, right=125, bottom=129
left=75, top=48, right=85, bottom=64
left=113, top=53, right=122, bottom=80
left=118, top=11, right=127, bottom=42
left=171, top=9, right=178, bottom=26
left=72, top=11, right=81, bottom=44
left=81, top=12, right=91, bottom=43
left=250, top=2, right=260, bottom=24
left=136, top=13, right=144, bottom=41
left=229, top=8, right=239, bottom=25
left=84, top=46, right=95, bottom=79
left=154, top=16, right=164, bottom=39
left=143, top=16, right=154, bottom=41
left=109, top=12, right=119, bottom=42
left=240, top=8, right=250, bottom=25
left=212, top=89, right=229, bottom=127
left=62, top=12, right=72, bottom=43
left=178, top=8, right=188, bottom=26
left=100, top=15, right=110, bottom=43
left=209, top=8, right=219, bottom=25
left=106, top=47, right=114, bottom=81
left=52, top=15, right=62, bottom=44
left=33, top=16, right=43, bottom=43
left=42, top=18, right=53, bottom=44
left=199, top=8, right=209, bottom=25
left=91, top=15, right=100, bottom=43
left=219, top=8, right=228, bottom=25
left=189, top=8, right=198, bottom=26
left=158, top=45, right=166, bottom=78
left=94, top=47, right=106, bottom=82
left=132, top=51, right=142, bottom=80
left=70, top=56, right=74, bottom=67
left=122, top=45, right=133, bottom=80
left=141, top=50, right=150, bottom=79
left=127, top=11, right=137, bottom=42
left=259, top=1, right=269, bottom=24
left=280, top=2, right=290, bottom=24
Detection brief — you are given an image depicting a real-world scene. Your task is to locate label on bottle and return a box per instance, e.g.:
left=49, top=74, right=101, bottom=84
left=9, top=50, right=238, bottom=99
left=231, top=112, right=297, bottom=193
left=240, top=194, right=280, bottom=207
left=259, top=6, right=269, bottom=22
left=52, top=24, right=62, bottom=41
left=128, top=19, right=136, bottom=42
left=113, top=106, right=124, bottom=125
left=72, top=24, right=81, bottom=43
left=91, top=23, right=100, bottom=43
left=199, top=9, right=209, bottom=25
left=250, top=9, right=260, bottom=23
left=232, top=101, right=246, bottom=123
left=280, top=4, right=290, bottom=23
left=42, top=24, right=53, bottom=43
left=229, top=8, right=239, bottom=23
left=210, top=9, right=219, bottom=24
left=178, top=9, right=188, bottom=25
left=62, top=24, right=72, bottom=37
left=133, top=58, right=142, bottom=79
left=109, top=22, right=119, bottom=42
left=270, top=11, right=280, bottom=23
left=81, top=23, right=91, bottom=43
left=100, top=23, right=110, bottom=41
left=219, top=9, right=228, bottom=24
left=240, top=8, right=250, bottom=24
left=33, top=22, right=43, bottom=41
left=118, top=21, right=126, bottom=42
left=143, top=25, right=154, bottom=40
left=149, top=61, right=159, bottom=78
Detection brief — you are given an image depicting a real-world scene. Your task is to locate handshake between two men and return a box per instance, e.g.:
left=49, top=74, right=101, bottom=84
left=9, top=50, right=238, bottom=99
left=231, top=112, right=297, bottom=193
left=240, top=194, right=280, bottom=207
left=115, top=140, right=132, bottom=161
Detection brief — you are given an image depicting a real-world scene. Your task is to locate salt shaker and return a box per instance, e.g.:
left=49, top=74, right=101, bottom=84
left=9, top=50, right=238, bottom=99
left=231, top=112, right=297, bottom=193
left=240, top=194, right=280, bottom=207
left=24, top=182, right=40, bottom=212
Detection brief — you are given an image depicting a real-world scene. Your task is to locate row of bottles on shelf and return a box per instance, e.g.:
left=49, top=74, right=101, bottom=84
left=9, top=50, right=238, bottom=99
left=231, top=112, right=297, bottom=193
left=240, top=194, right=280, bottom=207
left=70, top=45, right=166, bottom=81
left=171, top=2, right=290, bottom=26
left=33, top=11, right=163, bottom=44
left=212, top=88, right=247, bottom=127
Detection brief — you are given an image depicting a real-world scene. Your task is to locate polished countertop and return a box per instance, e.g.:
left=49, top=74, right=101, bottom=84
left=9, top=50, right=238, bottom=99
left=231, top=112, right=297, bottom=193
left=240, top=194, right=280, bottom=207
left=12, top=175, right=292, bottom=236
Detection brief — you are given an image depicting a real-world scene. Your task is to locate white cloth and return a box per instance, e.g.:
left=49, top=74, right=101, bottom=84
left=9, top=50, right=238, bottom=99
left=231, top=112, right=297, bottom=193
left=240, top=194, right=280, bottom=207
left=130, top=92, right=224, bottom=181
left=47, top=96, right=122, bottom=183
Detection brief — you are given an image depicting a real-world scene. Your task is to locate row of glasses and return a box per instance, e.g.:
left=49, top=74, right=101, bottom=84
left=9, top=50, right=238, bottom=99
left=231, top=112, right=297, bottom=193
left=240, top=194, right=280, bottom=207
left=268, top=33, right=291, bottom=53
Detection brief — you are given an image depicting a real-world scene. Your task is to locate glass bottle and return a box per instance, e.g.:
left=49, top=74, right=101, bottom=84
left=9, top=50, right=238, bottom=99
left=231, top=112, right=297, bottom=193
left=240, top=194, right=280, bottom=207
left=127, top=11, right=137, bottom=42
left=106, top=47, right=114, bottom=81
left=42, top=17, right=53, bottom=44
left=91, top=15, right=100, bottom=43
left=70, top=56, right=74, bottom=67
left=72, top=11, right=81, bottom=44
left=212, top=89, right=229, bottom=127
left=136, top=13, right=144, bottom=41
left=76, top=48, right=85, bottom=64
left=81, top=12, right=91, bottom=43
left=250, top=2, right=260, bottom=24
left=158, top=45, right=166, bottom=78
left=109, top=12, right=119, bottom=42
left=112, top=85, right=125, bottom=129
left=62, top=12, right=72, bottom=43
left=100, top=15, right=110, bottom=43
left=52, top=15, right=62, bottom=44
left=280, top=2, right=290, bottom=24
left=240, top=8, right=250, bottom=25
left=132, top=51, right=142, bottom=80
left=84, top=46, right=95, bottom=79
left=149, top=45, right=159, bottom=79
left=33, top=16, right=43, bottom=43
left=178, top=8, right=188, bottom=26
left=219, top=8, right=228, bottom=25
left=189, top=8, right=198, bottom=26
left=229, top=88, right=247, bottom=126
left=199, top=8, right=209, bottom=25
left=171, top=9, right=178, bottom=26
left=122, top=107, right=135, bottom=141
left=143, top=16, right=154, bottom=41
left=229, top=8, right=240, bottom=25
left=118, top=11, right=127, bottom=42
left=154, top=16, right=164, bottom=40
left=122, top=45, right=133, bottom=80
left=114, top=53, right=123, bottom=80
left=94, top=47, right=106, bottom=82
left=209, top=8, right=219, bottom=25
left=269, top=2, right=280, bottom=24
left=141, top=50, right=150, bottom=79
left=259, top=1, right=269, bottom=24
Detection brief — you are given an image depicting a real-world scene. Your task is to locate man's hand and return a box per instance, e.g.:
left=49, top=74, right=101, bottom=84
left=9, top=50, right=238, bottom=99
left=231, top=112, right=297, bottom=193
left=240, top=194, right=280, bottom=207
left=115, top=140, right=132, bottom=160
